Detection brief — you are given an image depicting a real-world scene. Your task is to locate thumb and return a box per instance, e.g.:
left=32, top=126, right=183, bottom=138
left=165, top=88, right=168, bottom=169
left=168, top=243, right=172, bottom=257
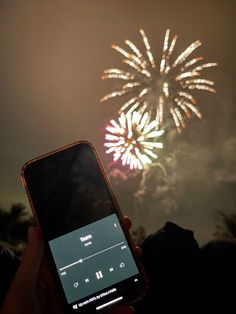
left=1, top=227, right=44, bottom=313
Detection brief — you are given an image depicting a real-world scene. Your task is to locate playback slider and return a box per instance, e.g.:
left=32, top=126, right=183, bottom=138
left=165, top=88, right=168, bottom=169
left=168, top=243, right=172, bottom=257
left=59, top=241, right=125, bottom=272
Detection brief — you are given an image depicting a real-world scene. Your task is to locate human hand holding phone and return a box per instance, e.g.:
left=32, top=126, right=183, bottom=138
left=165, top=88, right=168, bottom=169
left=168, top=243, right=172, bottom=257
left=19, top=141, right=146, bottom=313
left=1, top=217, right=139, bottom=314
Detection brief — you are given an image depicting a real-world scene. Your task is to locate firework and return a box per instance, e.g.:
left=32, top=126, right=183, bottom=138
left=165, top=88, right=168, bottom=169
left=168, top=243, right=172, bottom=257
left=101, top=29, right=217, bottom=133
left=104, top=111, right=164, bottom=170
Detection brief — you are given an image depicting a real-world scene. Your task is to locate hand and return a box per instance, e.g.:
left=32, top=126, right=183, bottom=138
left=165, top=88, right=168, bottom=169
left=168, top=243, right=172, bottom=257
left=1, top=217, right=139, bottom=314
left=0, top=226, right=46, bottom=314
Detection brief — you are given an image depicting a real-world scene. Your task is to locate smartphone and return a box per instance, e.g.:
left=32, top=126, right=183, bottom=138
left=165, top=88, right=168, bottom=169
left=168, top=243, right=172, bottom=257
left=21, top=141, right=147, bottom=313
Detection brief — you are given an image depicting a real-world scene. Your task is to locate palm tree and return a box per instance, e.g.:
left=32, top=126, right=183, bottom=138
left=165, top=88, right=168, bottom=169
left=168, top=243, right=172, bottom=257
left=0, top=203, right=33, bottom=253
left=214, top=211, right=236, bottom=242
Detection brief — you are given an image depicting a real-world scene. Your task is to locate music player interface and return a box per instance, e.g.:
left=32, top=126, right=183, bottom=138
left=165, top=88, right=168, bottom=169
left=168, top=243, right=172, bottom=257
left=49, top=214, right=139, bottom=304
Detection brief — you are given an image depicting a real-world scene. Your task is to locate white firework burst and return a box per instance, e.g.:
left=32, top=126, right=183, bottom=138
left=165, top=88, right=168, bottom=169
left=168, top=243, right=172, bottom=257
left=101, top=29, right=217, bottom=133
left=104, top=111, right=164, bottom=170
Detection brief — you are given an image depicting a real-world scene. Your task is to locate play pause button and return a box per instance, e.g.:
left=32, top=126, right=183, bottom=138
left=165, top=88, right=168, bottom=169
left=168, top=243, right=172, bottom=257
left=96, top=271, right=103, bottom=279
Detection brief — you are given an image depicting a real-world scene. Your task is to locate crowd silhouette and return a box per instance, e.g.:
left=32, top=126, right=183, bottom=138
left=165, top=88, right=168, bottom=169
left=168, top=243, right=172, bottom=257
left=0, top=209, right=236, bottom=313
left=135, top=222, right=236, bottom=313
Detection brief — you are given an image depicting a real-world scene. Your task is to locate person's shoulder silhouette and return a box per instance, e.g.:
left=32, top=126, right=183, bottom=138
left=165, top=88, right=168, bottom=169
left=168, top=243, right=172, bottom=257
left=198, top=239, right=236, bottom=313
left=134, top=222, right=199, bottom=314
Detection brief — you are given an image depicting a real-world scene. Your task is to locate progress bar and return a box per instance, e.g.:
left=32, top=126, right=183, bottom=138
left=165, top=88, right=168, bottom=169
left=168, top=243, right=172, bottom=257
left=96, top=296, right=123, bottom=311
left=59, top=241, right=125, bottom=271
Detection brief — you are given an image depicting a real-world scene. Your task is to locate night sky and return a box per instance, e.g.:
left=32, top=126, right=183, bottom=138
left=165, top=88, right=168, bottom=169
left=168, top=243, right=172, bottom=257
left=1, top=0, right=236, bottom=244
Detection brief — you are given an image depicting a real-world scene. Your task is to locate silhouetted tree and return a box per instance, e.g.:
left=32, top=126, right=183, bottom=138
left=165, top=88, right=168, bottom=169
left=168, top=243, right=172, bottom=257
left=214, top=211, right=236, bottom=242
left=0, top=203, right=33, bottom=253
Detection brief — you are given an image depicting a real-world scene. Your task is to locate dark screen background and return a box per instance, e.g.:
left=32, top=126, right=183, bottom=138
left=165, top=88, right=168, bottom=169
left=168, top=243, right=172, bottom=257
left=23, top=142, right=115, bottom=240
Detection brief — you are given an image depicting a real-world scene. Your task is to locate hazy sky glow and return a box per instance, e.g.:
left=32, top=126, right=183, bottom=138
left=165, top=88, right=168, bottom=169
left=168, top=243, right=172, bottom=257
left=1, top=0, right=236, bottom=244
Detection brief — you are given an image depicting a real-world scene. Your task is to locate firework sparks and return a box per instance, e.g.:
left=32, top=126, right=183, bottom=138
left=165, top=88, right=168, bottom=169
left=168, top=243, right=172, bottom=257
left=105, top=111, right=164, bottom=170
left=101, top=29, right=217, bottom=133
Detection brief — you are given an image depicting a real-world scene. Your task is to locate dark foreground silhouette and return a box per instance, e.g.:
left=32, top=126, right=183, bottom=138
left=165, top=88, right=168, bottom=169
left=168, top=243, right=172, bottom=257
left=1, top=222, right=236, bottom=313
left=134, top=222, right=236, bottom=314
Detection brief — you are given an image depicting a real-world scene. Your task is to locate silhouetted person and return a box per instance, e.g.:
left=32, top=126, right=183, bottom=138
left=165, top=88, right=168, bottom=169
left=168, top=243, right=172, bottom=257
left=196, top=239, right=236, bottom=313
left=134, top=223, right=236, bottom=314
left=134, top=222, right=199, bottom=314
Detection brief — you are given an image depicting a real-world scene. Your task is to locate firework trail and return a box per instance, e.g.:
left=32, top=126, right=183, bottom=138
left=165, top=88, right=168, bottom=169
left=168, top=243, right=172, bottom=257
left=101, top=29, right=217, bottom=133
left=104, top=111, right=164, bottom=170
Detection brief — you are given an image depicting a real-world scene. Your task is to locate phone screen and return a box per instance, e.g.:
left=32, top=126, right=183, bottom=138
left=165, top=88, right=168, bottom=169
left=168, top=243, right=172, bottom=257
left=22, top=142, right=146, bottom=312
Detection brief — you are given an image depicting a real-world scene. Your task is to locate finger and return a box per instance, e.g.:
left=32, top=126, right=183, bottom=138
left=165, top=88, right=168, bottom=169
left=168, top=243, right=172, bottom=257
left=17, top=227, right=44, bottom=287
left=1, top=227, right=44, bottom=312
left=123, top=216, right=132, bottom=230
left=38, top=254, right=65, bottom=314
left=134, top=245, right=142, bottom=258
left=122, top=217, right=142, bottom=257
